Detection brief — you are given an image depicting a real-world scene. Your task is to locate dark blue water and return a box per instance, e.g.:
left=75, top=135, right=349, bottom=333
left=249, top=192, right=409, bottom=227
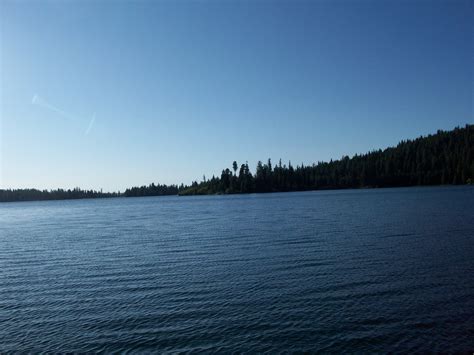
left=1, top=187, right=473, bottom=352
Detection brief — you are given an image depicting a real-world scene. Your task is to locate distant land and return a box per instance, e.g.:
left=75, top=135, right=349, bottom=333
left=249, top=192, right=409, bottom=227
left=1, top=124, right=472, bottom=203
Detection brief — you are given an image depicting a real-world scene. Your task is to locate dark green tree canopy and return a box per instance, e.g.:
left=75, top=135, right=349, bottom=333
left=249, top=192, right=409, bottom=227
left=2, top=125, right=472, bottom=202
left=180, top=124, right=474, bottom=195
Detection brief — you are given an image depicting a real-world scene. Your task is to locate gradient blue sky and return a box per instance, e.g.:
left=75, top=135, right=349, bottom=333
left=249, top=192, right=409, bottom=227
left=1, top=0, right=472, bottom=191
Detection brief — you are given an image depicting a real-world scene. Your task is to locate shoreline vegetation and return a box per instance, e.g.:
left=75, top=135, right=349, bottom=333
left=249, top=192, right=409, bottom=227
left=1, top=124, right=472, bottom=203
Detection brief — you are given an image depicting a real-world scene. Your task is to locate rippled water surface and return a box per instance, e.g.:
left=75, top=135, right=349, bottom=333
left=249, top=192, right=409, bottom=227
left=1, top=187, right=473, bottom=352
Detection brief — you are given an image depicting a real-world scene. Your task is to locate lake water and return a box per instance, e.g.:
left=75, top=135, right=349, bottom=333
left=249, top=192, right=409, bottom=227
left=1, top=187, right=473, bottom=352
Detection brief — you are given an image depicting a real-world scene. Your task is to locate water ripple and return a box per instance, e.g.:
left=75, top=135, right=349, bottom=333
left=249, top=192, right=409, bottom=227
left=1, top=187, right=473, bottom=352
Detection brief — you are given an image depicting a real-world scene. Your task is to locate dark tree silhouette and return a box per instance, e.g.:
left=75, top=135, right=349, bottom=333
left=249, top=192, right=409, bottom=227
left=180, top=124, right=474, bottom=195
left=2, top=124, right=472, bottom=202
left=232, top=161, right=238, bottom=175
left=0, top=188, right=119, bottom=203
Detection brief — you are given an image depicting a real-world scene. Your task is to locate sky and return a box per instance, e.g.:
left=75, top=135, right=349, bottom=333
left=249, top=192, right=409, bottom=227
left=0, top=0, right=472, bottom=192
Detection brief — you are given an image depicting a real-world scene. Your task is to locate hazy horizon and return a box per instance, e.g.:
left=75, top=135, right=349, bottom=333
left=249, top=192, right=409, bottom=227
left=1, top=0, right=472, bottom=192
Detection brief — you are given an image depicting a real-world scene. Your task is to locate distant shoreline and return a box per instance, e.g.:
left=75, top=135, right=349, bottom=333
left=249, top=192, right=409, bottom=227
left=2, top=124, right=472, bottom=203
left=1, top=183, right=472, bottom=204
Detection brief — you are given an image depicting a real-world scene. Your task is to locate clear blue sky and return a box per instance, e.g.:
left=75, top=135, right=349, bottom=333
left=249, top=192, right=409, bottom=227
left=1, top=0, right=472, bottom=191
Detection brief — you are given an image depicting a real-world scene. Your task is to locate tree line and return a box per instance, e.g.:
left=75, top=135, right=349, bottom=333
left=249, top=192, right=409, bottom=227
left=123, top=183, right=182, bottom=197
left=1, top=124, right=472, bottom=202
left=0, top=188, right=119, bottom=203
left=180, top=124, right=474, bottom=195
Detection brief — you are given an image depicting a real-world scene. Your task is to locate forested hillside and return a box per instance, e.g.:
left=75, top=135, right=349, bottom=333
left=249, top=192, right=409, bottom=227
left=1, top=124, right=472, bottom=202
left=180, top=124, right=474, bottom=195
